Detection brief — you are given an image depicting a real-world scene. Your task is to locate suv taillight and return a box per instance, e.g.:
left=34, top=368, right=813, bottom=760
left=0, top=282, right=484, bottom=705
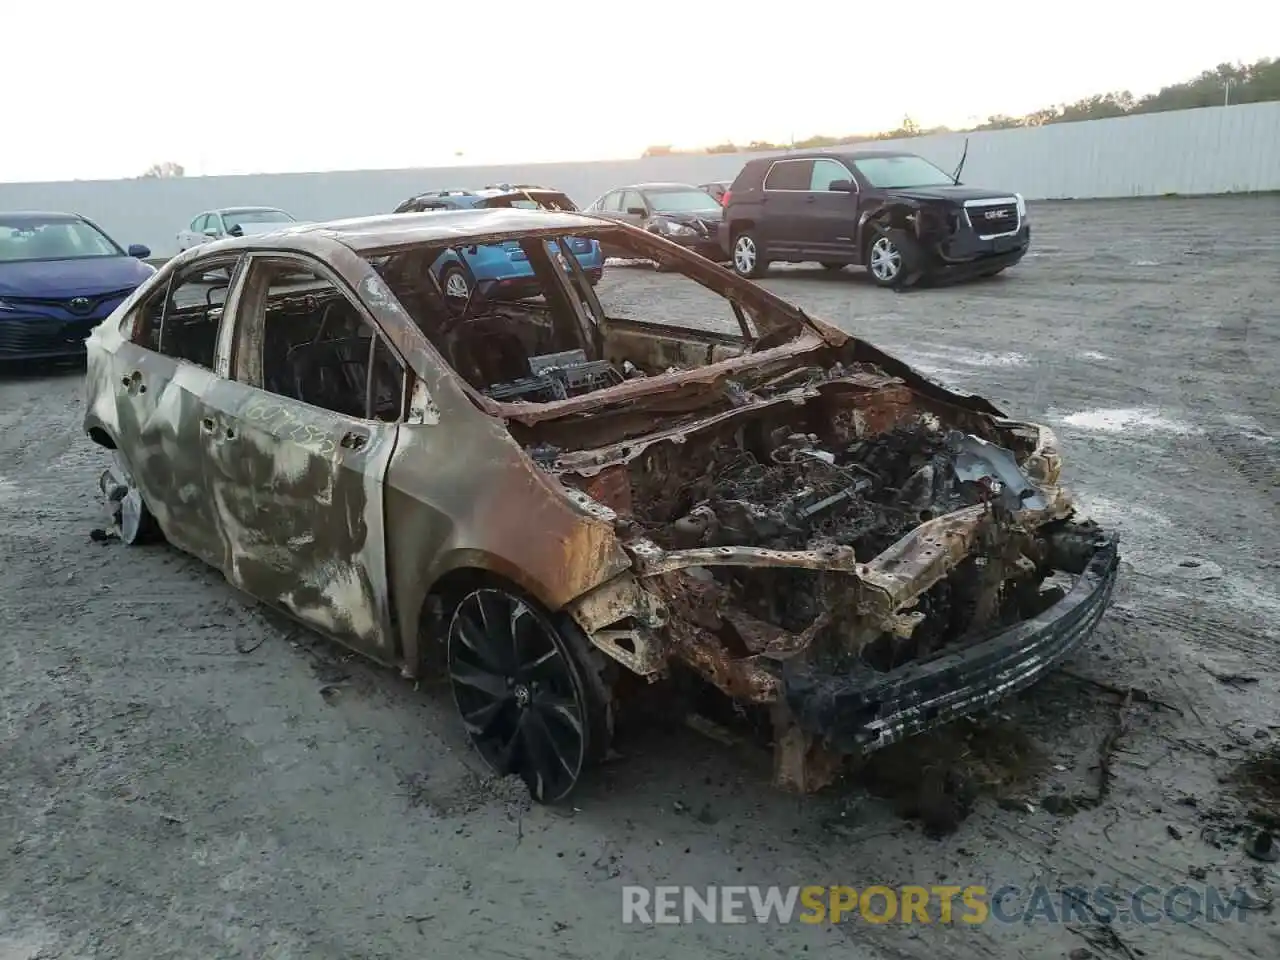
left=720, top=189, right=732, bottom=207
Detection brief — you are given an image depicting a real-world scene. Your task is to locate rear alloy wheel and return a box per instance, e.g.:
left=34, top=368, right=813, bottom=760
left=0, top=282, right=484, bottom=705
left=731, top=230, right=767, bottom=279
left=447, top=587, right=608, bottom=803
left=441, top=264, right=473, bottom=300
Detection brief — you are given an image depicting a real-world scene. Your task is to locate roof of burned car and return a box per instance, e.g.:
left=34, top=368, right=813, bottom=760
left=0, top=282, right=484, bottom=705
left=236, top=208, right=611, bottom=252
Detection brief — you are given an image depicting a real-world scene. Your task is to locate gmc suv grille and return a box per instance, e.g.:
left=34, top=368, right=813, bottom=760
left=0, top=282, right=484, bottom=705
left=964, top=199, right=1020, bottom=238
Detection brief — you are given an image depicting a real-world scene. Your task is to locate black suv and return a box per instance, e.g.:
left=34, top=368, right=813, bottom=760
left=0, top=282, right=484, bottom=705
left=717, top=150, right=1030, bottom=287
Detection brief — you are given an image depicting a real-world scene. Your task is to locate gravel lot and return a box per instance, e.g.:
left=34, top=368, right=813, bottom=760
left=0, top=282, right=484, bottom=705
left=2, top=196, right=1278, bottom=960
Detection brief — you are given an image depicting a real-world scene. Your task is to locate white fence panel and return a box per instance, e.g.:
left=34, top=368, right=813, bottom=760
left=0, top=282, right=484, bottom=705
left=2, top=102, right=1277, bottom=256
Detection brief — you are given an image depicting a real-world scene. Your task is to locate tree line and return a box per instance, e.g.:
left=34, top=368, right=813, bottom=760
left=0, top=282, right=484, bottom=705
left=642, top=56, right=1279, bottom=157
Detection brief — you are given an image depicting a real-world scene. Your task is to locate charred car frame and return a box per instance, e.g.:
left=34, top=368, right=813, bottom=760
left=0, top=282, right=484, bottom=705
left=83, top=209, right=1117, bottom=802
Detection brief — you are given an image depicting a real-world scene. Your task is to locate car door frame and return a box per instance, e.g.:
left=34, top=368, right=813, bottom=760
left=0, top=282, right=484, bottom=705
left=760, top=158, right=815, bottom=255
left=203, top=247, right=408, bottom=663
left=804, top=157, right=862, bottom=261
left=195, top=212, right=218, bottom=244
left=107, top=251, right=244, bottom=567
left=617, top=190, right=650, bottom=227
left=180, top=213, right=206, bottom=251
left=597, top=191, right=624, bottom=216
left=594, top=191, right=634, bottom=257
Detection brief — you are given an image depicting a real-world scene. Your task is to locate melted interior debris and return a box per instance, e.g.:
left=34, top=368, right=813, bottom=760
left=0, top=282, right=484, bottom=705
left=645, top=423, right=983, bottom=558
left=565, top=409, right=1069, bottom=675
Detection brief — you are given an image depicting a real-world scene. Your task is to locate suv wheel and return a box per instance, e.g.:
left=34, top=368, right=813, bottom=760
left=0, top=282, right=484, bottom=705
left=731, top=230, right=767, bottom=279
left=441, top=263, right=473, bottom=299
left=866, top=230, right=920, bottom=288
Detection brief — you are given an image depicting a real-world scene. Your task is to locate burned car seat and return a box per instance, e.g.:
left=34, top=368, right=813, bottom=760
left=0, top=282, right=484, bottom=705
left=282, top=336, right=402, bottom=421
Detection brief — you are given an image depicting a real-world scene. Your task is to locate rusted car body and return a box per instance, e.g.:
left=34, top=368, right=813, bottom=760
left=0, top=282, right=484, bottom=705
left=83, top=208, right=1118, bottom=801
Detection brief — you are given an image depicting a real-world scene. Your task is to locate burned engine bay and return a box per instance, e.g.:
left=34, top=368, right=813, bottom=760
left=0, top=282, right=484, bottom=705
left=532, top=352, right=1105, bottom=714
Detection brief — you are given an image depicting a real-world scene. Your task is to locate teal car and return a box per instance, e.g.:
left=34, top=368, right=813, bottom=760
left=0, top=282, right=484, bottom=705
left=392, top=186, right=605, bottom=300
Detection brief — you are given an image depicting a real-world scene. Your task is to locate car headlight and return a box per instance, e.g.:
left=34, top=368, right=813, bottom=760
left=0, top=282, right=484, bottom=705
left=1015, top=193, right=1027, bottom=218
left=658, top=219, right=696, bottom=237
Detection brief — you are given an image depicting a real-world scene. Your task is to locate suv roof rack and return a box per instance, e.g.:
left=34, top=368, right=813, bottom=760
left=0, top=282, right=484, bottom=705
left=483, top=183, right=553, bottom=191
left=412, top=189, right=476, bottom=198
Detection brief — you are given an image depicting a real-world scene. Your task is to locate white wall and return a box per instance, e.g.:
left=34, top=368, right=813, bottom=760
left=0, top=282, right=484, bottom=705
left=2, top=102, right=1277, bottom=257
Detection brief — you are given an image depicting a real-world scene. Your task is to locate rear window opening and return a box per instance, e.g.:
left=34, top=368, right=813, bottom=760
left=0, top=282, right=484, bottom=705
left=132, top=258, right=237, bottom=369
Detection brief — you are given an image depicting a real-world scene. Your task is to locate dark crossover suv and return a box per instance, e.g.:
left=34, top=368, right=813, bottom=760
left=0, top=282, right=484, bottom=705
left=718, top=151, right=1030, bottom=288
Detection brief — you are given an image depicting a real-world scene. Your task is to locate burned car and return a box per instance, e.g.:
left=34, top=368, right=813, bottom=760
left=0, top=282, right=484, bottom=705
left=83, top=208, right=1118, bottom=803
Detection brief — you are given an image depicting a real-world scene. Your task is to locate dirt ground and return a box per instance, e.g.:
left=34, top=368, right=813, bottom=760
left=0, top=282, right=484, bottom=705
left=2, top=196, right=1278, bottom=959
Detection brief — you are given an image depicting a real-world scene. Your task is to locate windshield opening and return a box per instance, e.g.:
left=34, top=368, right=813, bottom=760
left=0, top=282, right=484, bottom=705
left=366, top=226, right=813, bottom=410
left=647, top=189, right=721, bottom=214
left=0, top=217, right=123, bottom=263
left=852, top=155, right=955, bottom=189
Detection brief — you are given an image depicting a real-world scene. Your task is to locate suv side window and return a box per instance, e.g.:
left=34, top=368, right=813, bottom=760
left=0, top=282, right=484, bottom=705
left=810, top=158, right=853, bottom=191
left=600, top=192, right=622, bottom=212
left=190, top=214, right=206, bottom=232
left=763, top=159, right=814, bottom=191
left=132, top=257, right=240, bottom=368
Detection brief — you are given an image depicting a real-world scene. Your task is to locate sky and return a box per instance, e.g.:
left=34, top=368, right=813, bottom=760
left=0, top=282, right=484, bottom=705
left=5, top=0, right=1277, bottom=183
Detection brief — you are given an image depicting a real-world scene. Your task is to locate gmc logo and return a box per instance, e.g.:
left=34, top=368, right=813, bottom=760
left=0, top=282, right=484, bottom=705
left=984, top=209, right=1011, bottom=220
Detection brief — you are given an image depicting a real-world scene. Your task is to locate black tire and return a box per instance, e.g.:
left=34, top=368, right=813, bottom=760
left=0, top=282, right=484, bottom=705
left=447, top=586, right=612, bottom=803
left=730, top=229, right=768, bottom=279
left=821, top=262, right=845, bottom=272
left=979, top=265, right=1007, bottom=278
left=440, top=263, right=473, bottom=301
left=864, top=227, right=924, bottom=289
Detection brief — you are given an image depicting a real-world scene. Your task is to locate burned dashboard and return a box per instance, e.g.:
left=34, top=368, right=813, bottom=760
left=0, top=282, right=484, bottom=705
left=483, top=349, right=625, bottom=402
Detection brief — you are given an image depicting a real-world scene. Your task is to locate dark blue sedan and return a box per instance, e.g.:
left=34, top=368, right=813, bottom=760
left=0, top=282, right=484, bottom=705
left=0, top=212, right=155, bottom=362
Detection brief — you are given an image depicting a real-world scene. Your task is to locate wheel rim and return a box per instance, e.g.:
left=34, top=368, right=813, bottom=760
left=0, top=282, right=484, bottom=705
left=733, top=235, right=756, bottom=274
left=448, top=588, right=588, bottom=803
left=444, top=270, right=471, bottom=299
left=869, top=236, right=902, bottom=281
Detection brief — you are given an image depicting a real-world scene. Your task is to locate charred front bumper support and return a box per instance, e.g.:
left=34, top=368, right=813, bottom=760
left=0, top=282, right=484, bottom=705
left=782, top=531, right=1119, bottom=756
left=559, top=421, right=1117, bottom=793
left=567, top=518, right=1120, bottom=793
